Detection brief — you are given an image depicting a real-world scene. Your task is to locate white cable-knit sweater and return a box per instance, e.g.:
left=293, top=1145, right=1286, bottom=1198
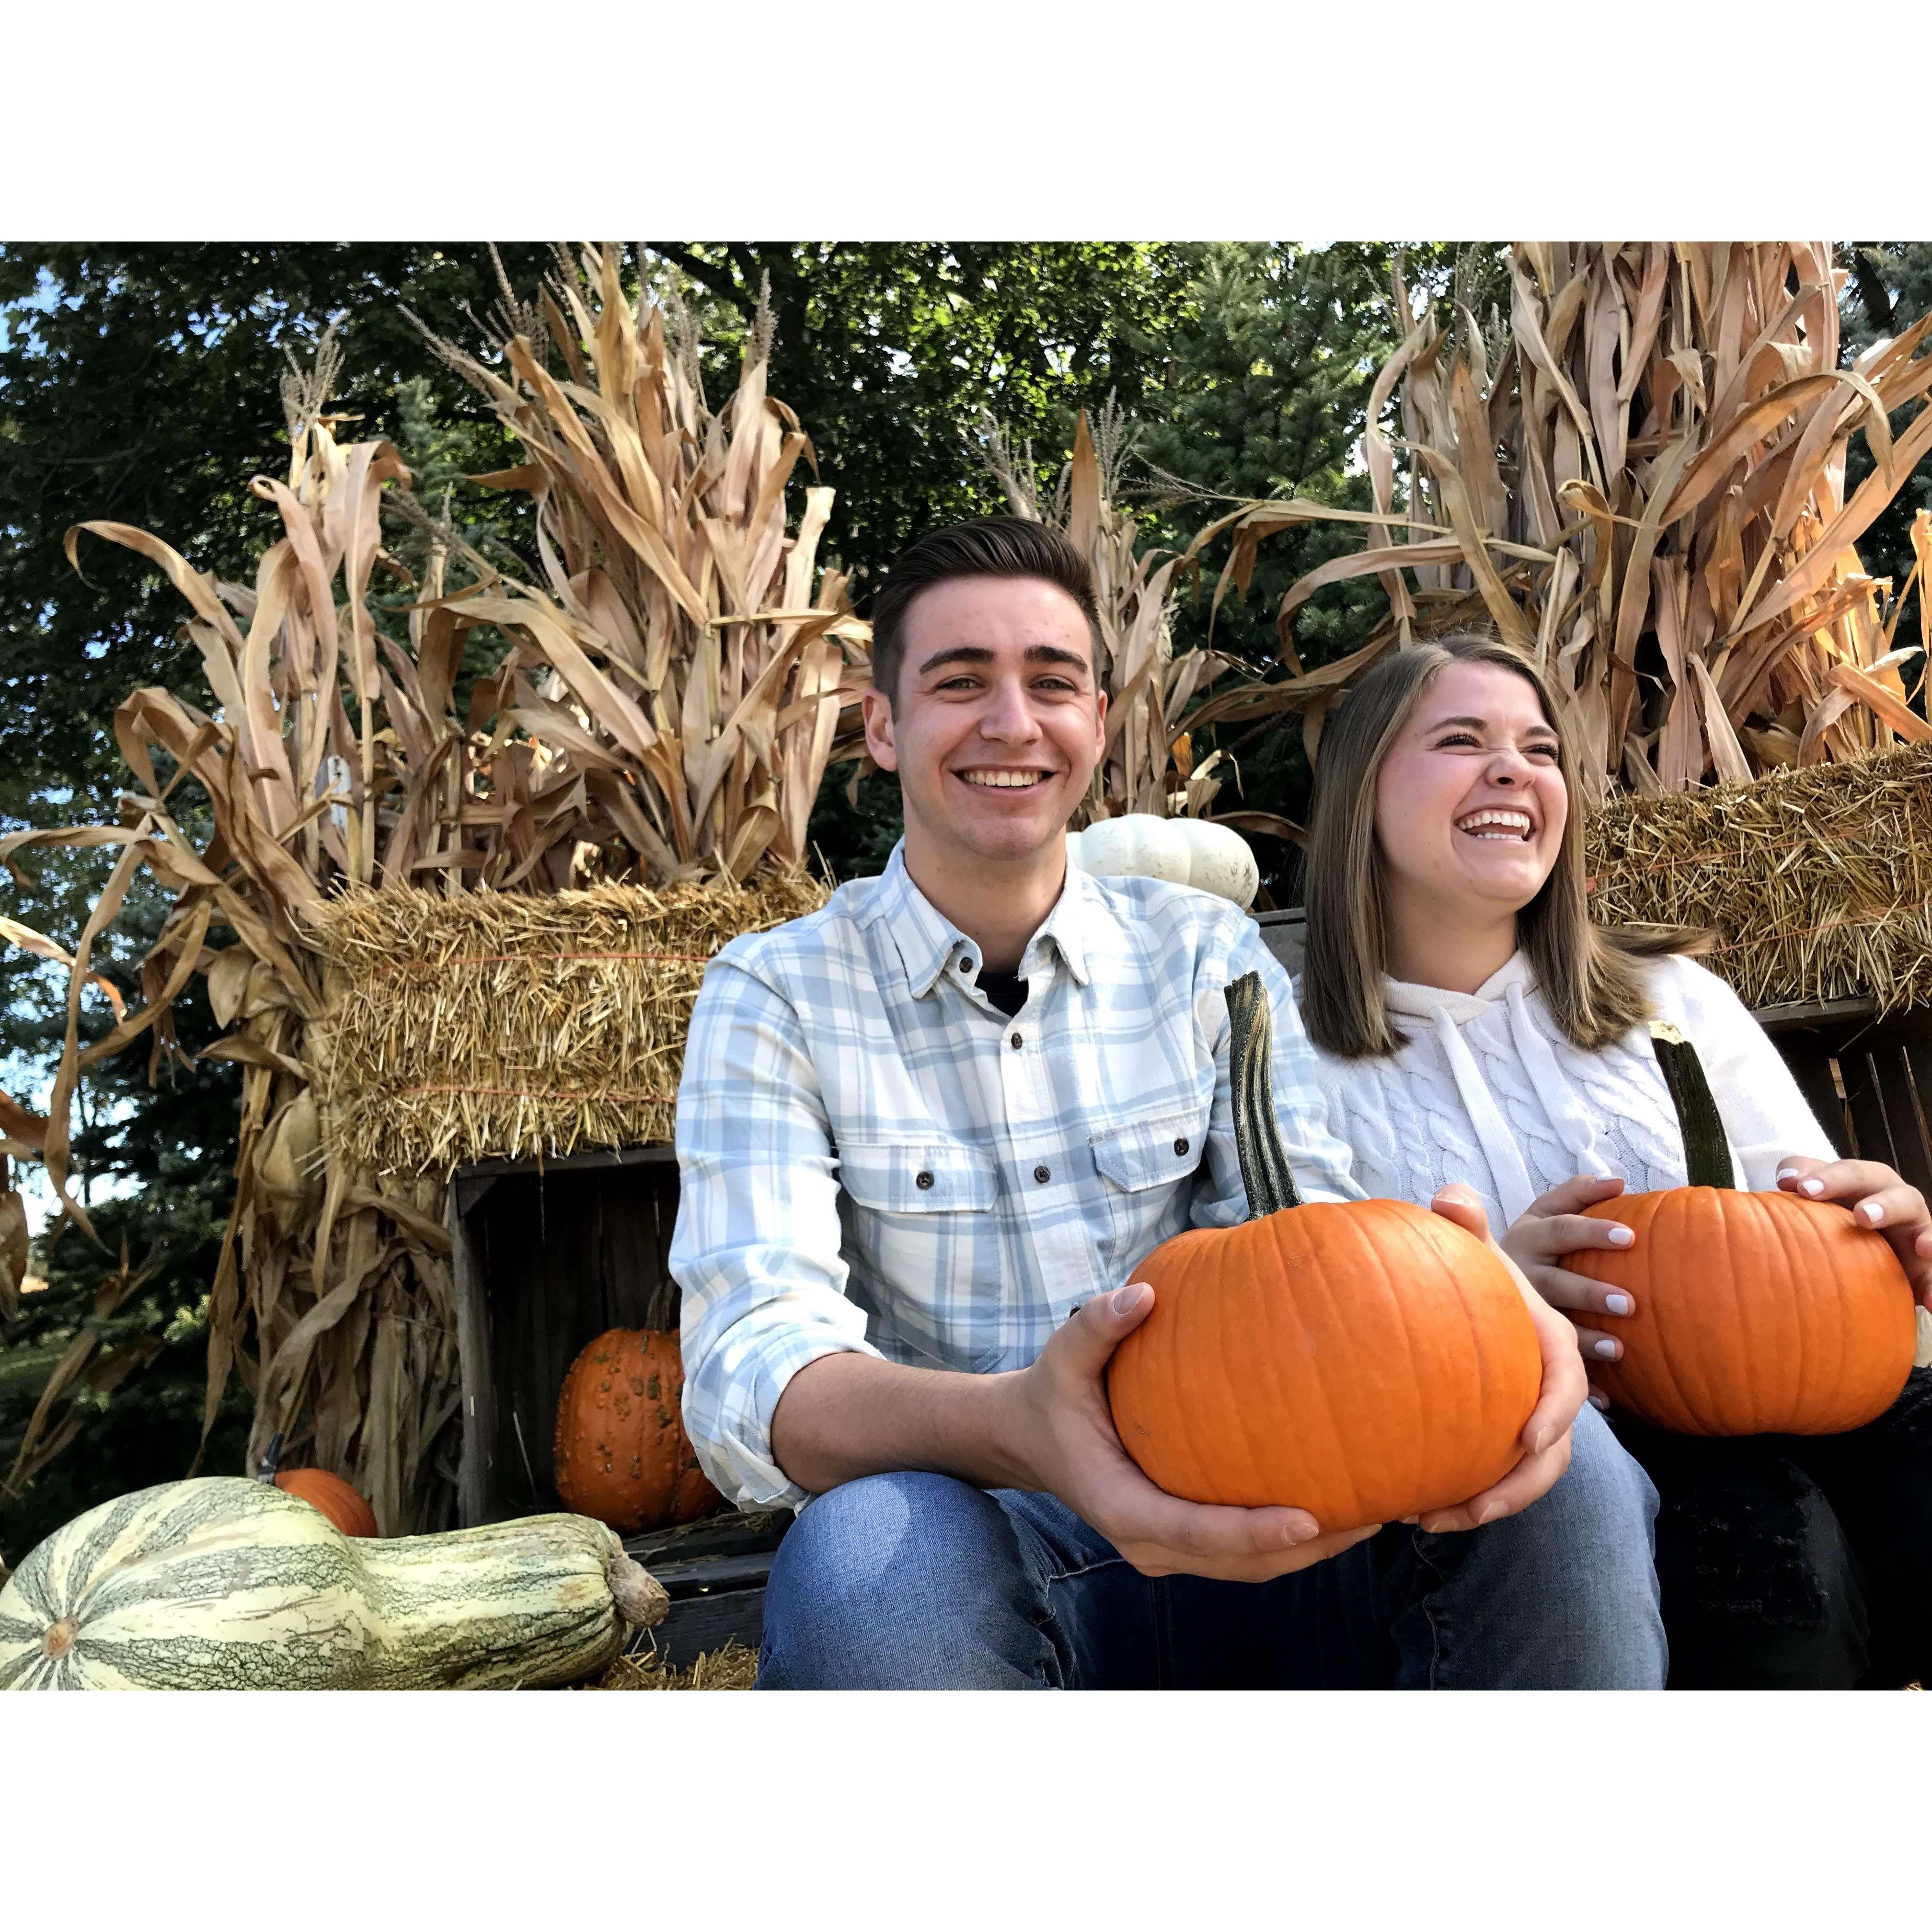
left=1300, top=950, right=1838, bottom=1236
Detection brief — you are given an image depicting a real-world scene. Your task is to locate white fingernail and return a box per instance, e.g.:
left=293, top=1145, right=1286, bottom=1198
left=1605, top=1293, right=1634, bottom=1316
left=1588, top=1392, right=1610, bottom=1411
left=1593, top=1338, right=1619, bottom=1358
left=1860, top=1201, right=1883, bottom=1224
left=1803, top=1178, right=1824, bottom=1196
left=1607, top=1225, right=1634, bottom=1247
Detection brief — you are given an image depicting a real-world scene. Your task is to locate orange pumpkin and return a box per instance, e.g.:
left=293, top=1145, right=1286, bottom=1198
left=1106, top=973, right=1543, bottom=1531
left=552, top=1328, right=722, bottom=1534
left=274, top=1467, right=378, bottom=1538
left=1563, top=1025, right=1915, bottom=1436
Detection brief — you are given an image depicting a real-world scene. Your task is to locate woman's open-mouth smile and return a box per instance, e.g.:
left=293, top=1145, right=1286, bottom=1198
left=1455, top=808, right=1536, bottom=842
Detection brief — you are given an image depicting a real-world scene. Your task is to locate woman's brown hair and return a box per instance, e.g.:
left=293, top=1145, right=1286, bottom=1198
left=1300, top=635, right=1695, bottom=1059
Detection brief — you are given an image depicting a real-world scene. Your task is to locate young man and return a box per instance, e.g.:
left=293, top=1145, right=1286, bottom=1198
left=669, top=517, right=1663, bottom=1688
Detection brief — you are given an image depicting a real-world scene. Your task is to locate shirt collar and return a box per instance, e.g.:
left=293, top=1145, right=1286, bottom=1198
left=863, top=839, right=1104, bottom=999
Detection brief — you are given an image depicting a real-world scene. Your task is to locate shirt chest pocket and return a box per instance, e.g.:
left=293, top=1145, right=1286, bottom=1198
left=1090, top=1107, right=1210, bottom=1194
left=836, top=1140, right=1004, bottom=1368
left=1088, top=1104, right=1211, bottom=1268
left=838, top=1141, right=1000, bottom=1214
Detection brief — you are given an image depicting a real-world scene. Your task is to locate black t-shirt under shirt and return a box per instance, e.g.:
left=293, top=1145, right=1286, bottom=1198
left=977, top=970, right=1027, bottom=1017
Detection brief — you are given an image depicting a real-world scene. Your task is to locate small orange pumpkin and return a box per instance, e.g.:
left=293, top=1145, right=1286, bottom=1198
left=1106, top=973, right=1543, bottom=1531
left=1564, top=1024, right=1915, bottom=1436
left=273, top=1468, right=379, bottom=1539
left=552, top=1328, right=722, bottom=1534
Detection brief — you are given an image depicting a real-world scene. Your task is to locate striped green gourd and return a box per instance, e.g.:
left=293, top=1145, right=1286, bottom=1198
left=0, top=1477, right=668, bottom=1690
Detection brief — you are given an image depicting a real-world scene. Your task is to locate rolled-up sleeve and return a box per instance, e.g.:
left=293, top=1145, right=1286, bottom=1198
left=670, top=954, right=882, bottom=1510
left=1189, top=920, right=1361, bottom=1230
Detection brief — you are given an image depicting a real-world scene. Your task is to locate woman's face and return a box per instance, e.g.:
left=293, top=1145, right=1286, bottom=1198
left=1372, top=659, right=1568, bottom=927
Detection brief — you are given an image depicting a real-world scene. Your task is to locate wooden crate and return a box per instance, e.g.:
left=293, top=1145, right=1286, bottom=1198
left=446, top=1145, right=784, bottom=1665
left=445, top=904, right=1909, bottom=1668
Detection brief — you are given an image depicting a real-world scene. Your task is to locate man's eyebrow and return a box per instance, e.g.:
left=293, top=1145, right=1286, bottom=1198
left=914, top=644, right=1092, bottom=678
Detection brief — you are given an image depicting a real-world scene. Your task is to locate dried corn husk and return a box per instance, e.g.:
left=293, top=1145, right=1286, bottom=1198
left=972, top=401, right=1252, bottom=829
left=1, top=250, right=865, bottom=1530
left=1189, top=247, right=1932, bottom=803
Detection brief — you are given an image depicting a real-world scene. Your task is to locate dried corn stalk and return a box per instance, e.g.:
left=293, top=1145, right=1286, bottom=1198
left=416, top=244, right=872, bottom=884
left=977, top=401, right=1245, bottom=823
left=1185, top=245, right=1932, bottom=800
left=0, top=255, right=867, bottom=1528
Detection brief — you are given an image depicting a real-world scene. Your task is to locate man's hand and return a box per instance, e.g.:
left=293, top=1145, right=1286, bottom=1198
left=1407, top=1183, right=1586, bottom=1534
left=1500, top=1173, right=1641, bottom=1376
left=1000, top=1284, right=1380, bottom=1583
left=1776, top=1155, right=1932, bottom=1308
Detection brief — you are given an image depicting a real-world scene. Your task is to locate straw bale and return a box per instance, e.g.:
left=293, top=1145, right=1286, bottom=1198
left=1586, top=742, right=1932, bottom=1015
left=310, top=871, right=828, bottom=1176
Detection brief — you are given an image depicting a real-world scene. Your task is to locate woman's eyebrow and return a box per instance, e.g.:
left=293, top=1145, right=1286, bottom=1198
left=1423, top=713, right=1558, bottom=739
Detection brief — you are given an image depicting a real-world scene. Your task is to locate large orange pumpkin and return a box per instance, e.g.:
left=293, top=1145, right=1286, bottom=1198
left=273, top=1468, right=378, bottom=1538
left=1564, top=1024, right=1915, bottom=1436
left=1106, top=973, right=1543, bottom=1532
left=552, top=1328, right=722, bottom=1534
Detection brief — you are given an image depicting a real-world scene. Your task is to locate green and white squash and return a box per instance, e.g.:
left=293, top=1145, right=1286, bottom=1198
left=0, top=1477, right=668, bottom=1690
left=1068, top=814, right=1259, bottom=909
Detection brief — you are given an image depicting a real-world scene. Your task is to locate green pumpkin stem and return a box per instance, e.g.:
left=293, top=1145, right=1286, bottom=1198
left=1226, top=970, right=1304, bottom=1219
left=1649, top=1021, right=1733, bottom=1189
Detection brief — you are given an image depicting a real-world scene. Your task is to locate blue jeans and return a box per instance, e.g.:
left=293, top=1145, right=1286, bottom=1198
left=759, top=1402, right=1664, bottom=1688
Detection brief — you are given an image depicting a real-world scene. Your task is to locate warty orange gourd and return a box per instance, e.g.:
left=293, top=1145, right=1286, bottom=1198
left=552, top=1328, right=722, bottom=1534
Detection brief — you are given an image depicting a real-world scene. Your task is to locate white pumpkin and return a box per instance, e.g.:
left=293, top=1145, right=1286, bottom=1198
left=1068, top=814, right=1260, bottom=910
left=0, top=1477, right=668, bottom=1690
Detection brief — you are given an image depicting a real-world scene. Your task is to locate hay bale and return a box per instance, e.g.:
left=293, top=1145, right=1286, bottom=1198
left=1586, top=744, right=1932, bottom=1016
left=309, top=872, right=828, bottom=1176
left=577, top=1640, right=759, bottom=1690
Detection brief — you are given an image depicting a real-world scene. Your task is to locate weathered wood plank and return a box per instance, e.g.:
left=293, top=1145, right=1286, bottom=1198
left=450, top=1191, right=496, bottom=1530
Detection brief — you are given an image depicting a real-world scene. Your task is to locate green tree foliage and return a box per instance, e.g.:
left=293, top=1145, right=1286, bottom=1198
left=1838, top=244, right=1932, bottom=643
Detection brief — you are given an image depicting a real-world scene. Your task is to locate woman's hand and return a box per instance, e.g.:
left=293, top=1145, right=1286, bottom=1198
left=1775, top=1155, right=1932, bottom=1308
left=1499, top=1173, right=1643, bottom=1386
left=1413, top=1183, right=1585, bottom=1531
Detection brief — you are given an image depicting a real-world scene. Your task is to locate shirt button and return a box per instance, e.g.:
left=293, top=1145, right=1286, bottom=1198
left=959, top=958, right=973, bottom=973
left=1010, top=1031, right=1023, bottom=1049
left=1174, top=1137, right=1189, bottom=1157
left=915, top=1170, right=934, bottom=1190
left=1034, top=1164, right=1051, bottom=1184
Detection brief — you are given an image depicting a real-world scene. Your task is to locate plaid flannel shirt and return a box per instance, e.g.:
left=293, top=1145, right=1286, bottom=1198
left=668, top=841, right=1360, bottom=1510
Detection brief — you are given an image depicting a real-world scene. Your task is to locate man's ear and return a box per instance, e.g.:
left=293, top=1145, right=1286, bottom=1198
left=861, top=684, right=898, bottom=771
left=1092, top=687, right=1108, bottom=766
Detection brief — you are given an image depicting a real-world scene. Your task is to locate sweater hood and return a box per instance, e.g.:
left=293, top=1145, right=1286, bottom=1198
left=1382, top=951, right=1538, bottom=1024
left=1380, top=950, right=1607, bottom=1223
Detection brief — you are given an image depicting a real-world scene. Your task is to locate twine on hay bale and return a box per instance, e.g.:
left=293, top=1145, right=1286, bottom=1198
left=1585, top=743, right=1932, bottom=1017
left=309, top=871, right=828, bottom=1176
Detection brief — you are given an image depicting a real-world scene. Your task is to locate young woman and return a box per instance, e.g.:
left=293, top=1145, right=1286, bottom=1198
left=1298, top=633, right=1932, bottom=1689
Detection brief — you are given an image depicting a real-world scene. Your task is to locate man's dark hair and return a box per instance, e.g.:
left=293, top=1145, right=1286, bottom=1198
left=868, top=515, right=1103, bottom=706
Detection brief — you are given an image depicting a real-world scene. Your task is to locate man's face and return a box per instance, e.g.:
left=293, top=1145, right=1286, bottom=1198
left=862, top=575, right=1107, bottom=869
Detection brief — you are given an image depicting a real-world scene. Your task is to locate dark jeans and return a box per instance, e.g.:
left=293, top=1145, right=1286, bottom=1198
left=758, top=1402, right=1664, bottom=1688
left=1608, top=1366, right=1932, bottom=1689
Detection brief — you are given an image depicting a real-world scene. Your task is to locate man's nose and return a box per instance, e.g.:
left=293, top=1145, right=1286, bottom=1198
left=980, top=678, right=1042, bottom=738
